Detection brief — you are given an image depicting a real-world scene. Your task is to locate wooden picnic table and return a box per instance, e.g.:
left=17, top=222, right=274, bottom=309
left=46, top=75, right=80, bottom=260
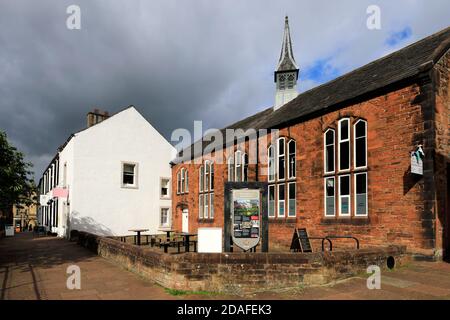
left=128, top=229, right=149, bottom=246
left=158, top=228, right=177, bottom=242
left=178, top=232, right=197, bottom=252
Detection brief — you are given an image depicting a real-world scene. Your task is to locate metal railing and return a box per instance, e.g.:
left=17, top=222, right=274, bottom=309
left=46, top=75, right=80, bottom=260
left=296, top=235, right=359, bottom=252
left=321, top=235, right=360, bottom=251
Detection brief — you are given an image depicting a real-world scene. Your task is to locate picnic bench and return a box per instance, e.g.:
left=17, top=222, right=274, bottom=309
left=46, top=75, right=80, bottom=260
left=158, top=232, right=198, bottom=253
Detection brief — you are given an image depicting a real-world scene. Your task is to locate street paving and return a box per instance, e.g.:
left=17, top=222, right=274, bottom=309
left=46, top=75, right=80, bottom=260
left=1, top=232, right=450, bottom=300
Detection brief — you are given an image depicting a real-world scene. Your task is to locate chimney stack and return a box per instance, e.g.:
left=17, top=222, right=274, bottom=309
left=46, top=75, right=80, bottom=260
left=86, top=109, right=110, bottom=128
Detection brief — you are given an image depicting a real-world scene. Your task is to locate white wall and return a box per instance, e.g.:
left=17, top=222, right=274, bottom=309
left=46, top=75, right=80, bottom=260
left=58, top=107, right=175, bottom=236
left=56, top=138, right=75, bottom=238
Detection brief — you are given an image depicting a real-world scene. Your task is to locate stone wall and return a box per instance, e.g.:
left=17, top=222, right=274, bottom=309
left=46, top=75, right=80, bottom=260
left=78, top=231, right=408, bottom=294
left=433, top=48, right=450, bottom=259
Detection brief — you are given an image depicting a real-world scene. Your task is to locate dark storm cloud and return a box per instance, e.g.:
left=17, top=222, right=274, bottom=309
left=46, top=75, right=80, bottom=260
left=0, top=0, right=449, bottom=179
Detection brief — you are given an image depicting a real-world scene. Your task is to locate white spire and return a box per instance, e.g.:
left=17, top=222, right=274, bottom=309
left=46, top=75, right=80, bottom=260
left=274, top=16, right=299, bottom=110
left=276, top=16, right=299, bottom=72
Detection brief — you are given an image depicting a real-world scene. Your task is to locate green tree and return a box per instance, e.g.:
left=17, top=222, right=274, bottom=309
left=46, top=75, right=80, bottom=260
left=0, top=131, right=35, bottom=224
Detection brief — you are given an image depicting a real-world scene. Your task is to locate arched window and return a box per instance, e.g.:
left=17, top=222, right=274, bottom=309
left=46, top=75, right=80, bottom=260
left=354, top=119, right=368, bottom=216
left=228, top=151, right=248, bottom=182
left=338, top=118, right=350, bottom=171
left=235, top=150, right=242, bottom=182
left=287, top=140, right=296, bottom=179
left=354, top=120, right=367, bottom=169
left=204, top=160, right=210, bottom=192
left=227, top=156, right=234, bottom=181
left=243, top=153, right=249, bottom=182
left=177, top=168, right=188, bottom=195
left=324, top=118, right=368, bottom=218
left=180, top=168, right=185, bottom=193
left=268, top=145, right=275, bottom=182
left=267, top=137, right=297, bottom=218
left=324, top=129, right=335, bottom=174
left=199, top=166, right=204, bottom=192
left=210, top=162, right=214, bottom=191
left=199, top=161, right=214, bottom=220
left=277, top=137, right=286, bottom=180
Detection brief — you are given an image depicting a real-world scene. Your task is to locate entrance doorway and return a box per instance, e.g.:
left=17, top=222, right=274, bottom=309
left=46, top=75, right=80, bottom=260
left=182, top=209, right=189, bottom=233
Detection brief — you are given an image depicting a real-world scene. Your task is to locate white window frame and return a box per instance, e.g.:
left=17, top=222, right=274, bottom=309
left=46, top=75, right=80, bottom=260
left=121, top=162, right=138, bottom=189
left=268, top=185, right=275, bottom=218
left=277, top=137, right=286, bottom=181
left=160, top=207, right=170, bottom=228
left=324, top=177, right=336, bottom=217
left=199, top=194, right=204, bottom=219
left=210, top=162, right=214, bottom=191
left=353, top=119, right=368, bottom=170
left=287, top=140, right=296, bottom=179
left=338, top=174, right=351, bottom=217
left=235, top=150, right=242, bottom=182
left=338, top=118, right=351, bottom=172
left=210, top=192, right=214, bottom=218
left=199, top=161, right=214, bottom=220
left=184, top=170, right=188, bottom=193
left=277, top=183, right=285, bottom=217
left=180, top=168, right=185, bottom=193
left=268, top=145, right=275, bottom=182
left=227, top=156, right=234, bottom=181
left=204, top=193, right=209, bottom=219
left=199, top=165, right=204, bottom=192
left=243, top=153, right=248, bottom=182
left=63, top=162, right=67, bottom=188
left=160, top=177, right=171, bottom=199
left=204, top=161, right=210, bottom=192
left=287, top=182, right=296, bottom=217
left=354, top=172, right=368, bottom=217
left=324, top=129, right=335, bottom=174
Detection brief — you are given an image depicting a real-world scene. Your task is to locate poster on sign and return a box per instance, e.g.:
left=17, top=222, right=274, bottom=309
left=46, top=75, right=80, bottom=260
left=231, top=189, right=261, bottom=251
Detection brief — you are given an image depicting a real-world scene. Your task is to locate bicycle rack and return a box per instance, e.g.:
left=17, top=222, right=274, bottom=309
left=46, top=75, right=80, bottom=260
left=321, top=235, right=360, bottom=251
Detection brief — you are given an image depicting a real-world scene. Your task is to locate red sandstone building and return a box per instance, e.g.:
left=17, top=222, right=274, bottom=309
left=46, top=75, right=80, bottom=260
left=172, top=19, right=450, bottom=260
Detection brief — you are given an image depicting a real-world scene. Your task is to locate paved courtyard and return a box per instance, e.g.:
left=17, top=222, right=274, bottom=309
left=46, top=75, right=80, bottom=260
left=1, top=232, right=450, bottom=300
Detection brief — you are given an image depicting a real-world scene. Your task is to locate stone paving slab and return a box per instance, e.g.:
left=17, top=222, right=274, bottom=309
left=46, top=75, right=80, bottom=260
left=2, top=233, right=450, bottom=300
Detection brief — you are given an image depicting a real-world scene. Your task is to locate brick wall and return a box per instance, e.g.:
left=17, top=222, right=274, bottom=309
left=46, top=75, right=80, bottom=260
left=172, top=68, right=448, bottom=257
left=77, top=231, right=407, bottom=294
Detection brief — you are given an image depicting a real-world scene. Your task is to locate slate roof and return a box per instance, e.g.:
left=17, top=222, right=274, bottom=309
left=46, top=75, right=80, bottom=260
left=175, top=26, right=450, bottom=163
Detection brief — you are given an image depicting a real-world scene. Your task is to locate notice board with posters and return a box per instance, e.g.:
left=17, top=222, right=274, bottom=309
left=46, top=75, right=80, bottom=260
left=224, top=182, right=268, bottom=252
left=231, top=189, right=261, bottom=251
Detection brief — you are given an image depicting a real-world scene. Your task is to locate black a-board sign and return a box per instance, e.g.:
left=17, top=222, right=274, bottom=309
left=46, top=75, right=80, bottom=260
left=290, top=228, right=312, bottom=252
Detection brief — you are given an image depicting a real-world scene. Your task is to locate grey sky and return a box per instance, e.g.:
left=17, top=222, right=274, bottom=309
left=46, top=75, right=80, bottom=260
left=0, top=0, right=449, bottom=180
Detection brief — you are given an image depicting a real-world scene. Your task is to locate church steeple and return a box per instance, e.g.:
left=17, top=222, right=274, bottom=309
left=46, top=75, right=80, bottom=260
left=274, top=16, right=299, bottom=110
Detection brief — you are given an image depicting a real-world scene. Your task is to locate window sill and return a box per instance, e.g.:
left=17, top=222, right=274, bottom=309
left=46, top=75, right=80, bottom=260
left=197, top=219, right=214, bottom=223
left=268, top=217, right=297, bottom=224
left=121, top=184, right=138, bottom=189
left=320, top=217, right=370, bottom=225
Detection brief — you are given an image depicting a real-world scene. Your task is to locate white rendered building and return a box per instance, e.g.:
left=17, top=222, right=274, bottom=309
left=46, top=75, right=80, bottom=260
left=37, top=106, right=176, bottom=237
